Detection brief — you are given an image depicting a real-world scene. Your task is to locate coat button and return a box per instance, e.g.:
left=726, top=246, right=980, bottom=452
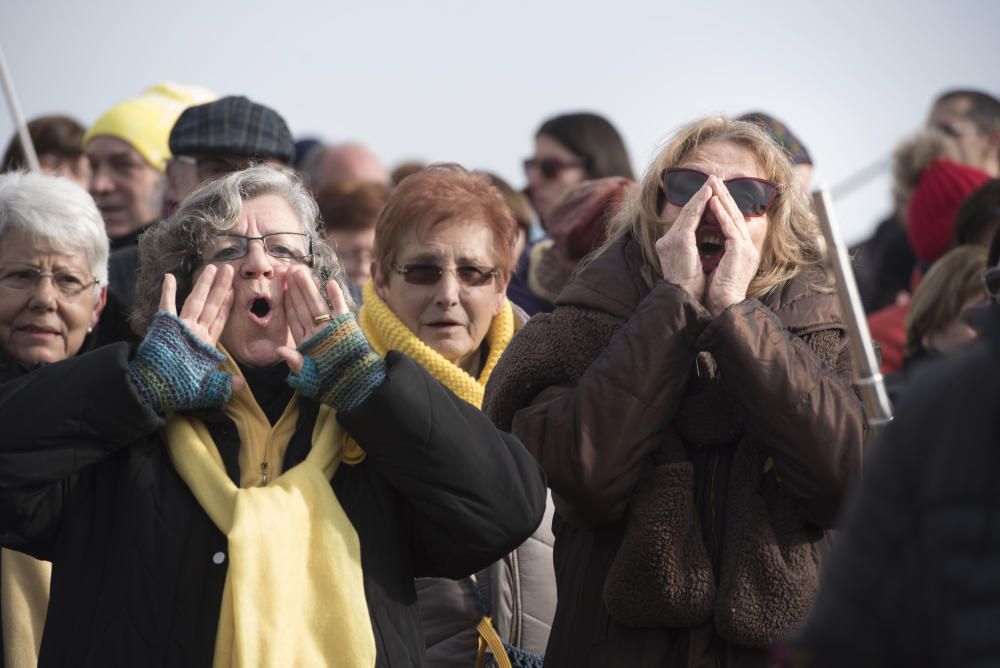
left=212, top=552, right=226, bottom=565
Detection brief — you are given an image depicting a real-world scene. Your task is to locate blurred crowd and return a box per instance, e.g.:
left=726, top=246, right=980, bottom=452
left=0, top=83, right=998, bottom=668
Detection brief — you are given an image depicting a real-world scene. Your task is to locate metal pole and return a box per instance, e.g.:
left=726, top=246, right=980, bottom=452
left=0, top=44, right=40, bottom=172
left=812, top=186, right=894, bottom=430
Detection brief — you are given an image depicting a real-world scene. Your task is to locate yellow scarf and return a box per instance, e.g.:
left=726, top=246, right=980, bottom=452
left=358, top=281, right=514, bottom=408
left=164, top=352, right=376, bottom=668
left=1, top=548, right=50, bottom=668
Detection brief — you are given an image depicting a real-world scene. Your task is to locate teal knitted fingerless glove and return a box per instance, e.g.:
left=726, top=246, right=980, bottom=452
left=128, top=310, right=232, bottom=413
left=287, top=313, right=386, bottom=412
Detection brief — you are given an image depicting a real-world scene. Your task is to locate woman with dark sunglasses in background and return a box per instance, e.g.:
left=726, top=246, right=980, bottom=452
left=363, top=163, right=556, bottom=667
left=512, top=112, right=635, bottom=315
left=524, top=112, right=634, bottom=225
left=485, top=116, right=866, bottom=667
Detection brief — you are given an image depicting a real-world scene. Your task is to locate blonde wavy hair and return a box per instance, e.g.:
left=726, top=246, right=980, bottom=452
left=603, top=116, right=827, bottom=298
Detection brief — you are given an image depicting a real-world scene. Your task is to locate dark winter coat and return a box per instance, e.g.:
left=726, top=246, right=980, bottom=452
left=791, top=303, right=1000, bottom=666
left=0, top=344, right=546, bottom=667
left=484, top=235, right=866, bottom=667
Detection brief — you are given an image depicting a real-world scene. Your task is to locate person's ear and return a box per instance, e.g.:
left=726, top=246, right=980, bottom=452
left=91, top=285, right=108, bottom=329
left=986, top=128, right=1000, bottom=151
left=165, top=161, right=182, bottom=203
left=371, top=262, right=390, bottom=302
left=494, top=275, right=509, bottom=316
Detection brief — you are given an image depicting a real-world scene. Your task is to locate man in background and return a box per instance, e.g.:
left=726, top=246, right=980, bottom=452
left=108, top=95, right=296, bottom=308
left=853, top=89, right=1000, bottom=313
left=927, top=90, right=1000, bottom=178
left=84, top=83, right=215, bottom=249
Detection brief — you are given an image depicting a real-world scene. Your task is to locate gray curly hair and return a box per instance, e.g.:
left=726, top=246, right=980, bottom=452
left=134, top=166, right=351, bottom=334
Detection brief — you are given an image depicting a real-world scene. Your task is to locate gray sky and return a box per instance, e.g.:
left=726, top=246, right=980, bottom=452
left=2, top=0, right=998, bottom=243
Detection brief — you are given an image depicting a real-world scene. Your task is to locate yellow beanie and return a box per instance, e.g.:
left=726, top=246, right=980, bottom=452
left=84, top=82, right=217, bottom=171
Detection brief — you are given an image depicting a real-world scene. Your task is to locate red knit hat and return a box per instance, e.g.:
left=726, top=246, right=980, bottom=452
left=907, top=160, right=990, bottom=263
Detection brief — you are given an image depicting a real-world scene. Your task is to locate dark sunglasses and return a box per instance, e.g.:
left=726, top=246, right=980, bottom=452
left=983, top=266, right=1000, bottom=303
left=392, top=263, right=498, bottom=287
left=524, top=157, right=584, bottom=180
left=660, top=168, right=780, bottom=218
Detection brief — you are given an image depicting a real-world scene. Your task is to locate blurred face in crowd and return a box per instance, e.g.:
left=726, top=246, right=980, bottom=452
left=168, top=153, right=286, bottom=204
left=196, top=193, right=310, bottom=367
left=525, top=134, right=587, bottom=224
left=928, top=97, right=1000, bottom=177
left=86, top=136, right=165, bottom=240
left=328, top=227, right=375, bottom=287
left=39, top=153, right=91, bottom=190
left=374, top=218, right=508, bottom=374
left=0, top=227, right=105, bottom=366
left=923, top=292, right=989, bottom=355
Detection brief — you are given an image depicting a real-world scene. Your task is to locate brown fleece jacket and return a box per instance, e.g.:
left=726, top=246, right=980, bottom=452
left=484, top=234, right=865, bottom=665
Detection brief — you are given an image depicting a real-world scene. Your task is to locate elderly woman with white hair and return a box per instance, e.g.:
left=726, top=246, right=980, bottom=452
left=0, top=171, right=109, bottom=668
left=0, top=166, right=545, bottom=667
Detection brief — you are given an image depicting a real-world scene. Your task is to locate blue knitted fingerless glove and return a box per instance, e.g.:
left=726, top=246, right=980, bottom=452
left=287, top=313, right=386, bottom=412
left=128, top=310, right=232, bottom=413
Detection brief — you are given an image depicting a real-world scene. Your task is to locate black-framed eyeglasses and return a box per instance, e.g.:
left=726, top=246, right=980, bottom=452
left=523, top=157, right=585, bottom=181
left=660, top=168, right=781, bottom=218
left=199, top=233, right=313, bottom=262
left=983, top=266, right=1000, bottom=303
left=0, top=266, right=99, bottom=300
left=392, top=263, right=499, bottom=287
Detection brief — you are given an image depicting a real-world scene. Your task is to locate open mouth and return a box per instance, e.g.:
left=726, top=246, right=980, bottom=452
left=428, top=320, right=462, bottom=330
left=251, top=298, right=271, bottom=318
left=695, top=222, right=725, bottom=273
left=248, top=296, right=273, bottom=325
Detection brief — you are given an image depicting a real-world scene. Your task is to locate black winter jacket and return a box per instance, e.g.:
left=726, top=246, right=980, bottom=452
left=793, top=304, right=1000, bottom=665
left=0, top=344, right=546, bottom=667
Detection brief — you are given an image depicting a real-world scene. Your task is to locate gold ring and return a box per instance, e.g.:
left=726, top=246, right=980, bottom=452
left=313, top=313, right=336, bottom=324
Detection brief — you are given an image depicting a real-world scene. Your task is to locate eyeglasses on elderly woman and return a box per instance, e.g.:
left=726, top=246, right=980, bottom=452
left=0, top=265, right=99, bottom=300
left=661, top=168, right=780, bottom=218
left=391, top=262, right=499, bottom=287
left=198, top=232, right=313, bottom=263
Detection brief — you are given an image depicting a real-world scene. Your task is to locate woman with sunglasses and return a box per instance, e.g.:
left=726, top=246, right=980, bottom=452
left=0, top=166, right=545, bottom=666
left=361, top=163, right=555, bottom=667
left=513, top=112, right=635, bottom=315
left=486, top=117, right=866, bottom=667
left=524, top=112, right=634, bottom=225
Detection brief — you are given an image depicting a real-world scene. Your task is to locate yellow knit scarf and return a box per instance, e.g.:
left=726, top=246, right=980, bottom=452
left=1, top=548, right=50, bottom=668
left=358, top=281, right=515, bottom=408
left=164, top=351, right=376, bottom=668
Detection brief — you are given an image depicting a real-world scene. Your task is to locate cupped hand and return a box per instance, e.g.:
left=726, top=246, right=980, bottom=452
left=159, top=264, right=235, bottom=348
left=154, top=264, right=244, bottom=393
left=276, top=266, right=351, bottom=373
left=704, top=175, right=761, bottom=317
left=656, top=181, right=711, bottom=302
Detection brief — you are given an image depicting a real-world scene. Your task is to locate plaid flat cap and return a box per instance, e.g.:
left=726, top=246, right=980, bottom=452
left=169, top=96, right=295, bottom=163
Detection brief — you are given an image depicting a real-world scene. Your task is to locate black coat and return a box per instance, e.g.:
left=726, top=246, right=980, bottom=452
left=793, top=304, right=1000, bottom=665
left=0, top=344, right=546, bottom=667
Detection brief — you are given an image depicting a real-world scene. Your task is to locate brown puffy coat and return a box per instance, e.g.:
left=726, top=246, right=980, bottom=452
left=484, top=234, right=865, bottom=667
